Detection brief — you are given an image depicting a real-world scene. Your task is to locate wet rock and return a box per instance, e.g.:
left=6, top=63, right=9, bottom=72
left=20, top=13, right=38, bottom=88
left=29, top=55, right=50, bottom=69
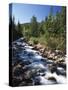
left=41, top=58, right=47, bottom=64
left=36, top=69, right=46, bottom=76
left=33, top=46, right=38, bottom=50
left=49, top=63, right=57, bottom=73
left=48, top=77, right=57, bottom=83
left=41, top=73, right=45, bottom=76
left=56, top=67, right=66, bottom=76
left=57, top=62, right=66, bottom=70
left=42, top=54, right=47, bottom=58
left=46, top=60, right=54, bottom=64
left=49, top=63, right=66, bottom=76
left=34, top=80, right=41, bottom=85
left=38, top=72, right=45, bottom=76
left=33, top=77, right=41, bottom=85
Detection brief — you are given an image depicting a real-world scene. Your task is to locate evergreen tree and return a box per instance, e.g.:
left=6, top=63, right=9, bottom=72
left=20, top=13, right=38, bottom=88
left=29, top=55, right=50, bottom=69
left=17, top=21, right=23, bottom=37
left=30, top=16, right=39, bottom=37
left=12, top=16, right=18, bottom=41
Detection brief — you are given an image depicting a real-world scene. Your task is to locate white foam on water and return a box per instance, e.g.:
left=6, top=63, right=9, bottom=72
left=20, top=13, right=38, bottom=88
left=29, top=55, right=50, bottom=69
left=25, top=46, right=33, bottom=49
left=28, top=62, right=46, bottom=69
left=57, top=67, right=65, bottom=71
left=21, top=42, right=27, bottom=46
left=35, top=76, right=55, bottom=85
left=34, top=54, right=43, bottom=59
left=52, top=73, right=66, bottom=84
left=33, top=63, right=45, bottom=69
left=26, top=48, right=38, bottom=53
left=44, top=72, right=66, bottom=84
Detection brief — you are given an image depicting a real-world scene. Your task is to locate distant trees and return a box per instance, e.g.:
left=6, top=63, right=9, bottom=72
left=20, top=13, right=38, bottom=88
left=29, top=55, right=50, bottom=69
left=9, top=16, right=23, bottom=42
left=9, top=16, right=18, bottom=42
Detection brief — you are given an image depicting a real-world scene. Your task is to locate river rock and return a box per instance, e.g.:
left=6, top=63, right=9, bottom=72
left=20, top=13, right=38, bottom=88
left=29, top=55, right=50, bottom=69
left=28, top=41, right=33, bottom=46
left=55, top=50, right=64, bottom=55
left=56, top=67, right=66, bottom=76
left=49, top=63, right=57, bottom=73
left=47, top=53, right=55, bottom=60
left=57, top=62, right=66, bottom=70
left=33, top=43, right=43, bottom=51
left=47, top=77, right=57, bottom=83
left=56, top=57, right=65, bottom=62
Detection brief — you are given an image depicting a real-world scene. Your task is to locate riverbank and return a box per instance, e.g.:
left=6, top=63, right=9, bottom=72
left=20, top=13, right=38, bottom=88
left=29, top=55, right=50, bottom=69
left=28, top=41, right=66, bottom=62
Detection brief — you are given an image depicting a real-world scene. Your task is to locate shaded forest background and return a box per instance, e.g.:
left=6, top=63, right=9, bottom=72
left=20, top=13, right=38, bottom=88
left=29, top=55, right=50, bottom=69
left=9, top=6, right=66, bottom=54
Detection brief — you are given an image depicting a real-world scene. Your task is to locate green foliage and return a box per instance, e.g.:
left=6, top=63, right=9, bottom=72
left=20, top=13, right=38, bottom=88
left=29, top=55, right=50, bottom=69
left=10, top=6, right=66, bottom=53
left=9, top=16, right=23, bottom=42
left=9, top=16, right=18, bottom=41
left=41, top=6, right=66, bottom=53
left=30, top=16, right=39, bottom=37
left=29, top=37, right=39, bottom=45
left=17, top=21, right=23, bottom=37
left=38, top=21, right=45, bottom=35
left=33, top=39, right=38, bottom=44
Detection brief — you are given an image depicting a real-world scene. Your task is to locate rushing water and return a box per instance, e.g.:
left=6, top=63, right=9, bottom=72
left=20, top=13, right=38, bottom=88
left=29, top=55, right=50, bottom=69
left=12, top=38, right=66, bottom=85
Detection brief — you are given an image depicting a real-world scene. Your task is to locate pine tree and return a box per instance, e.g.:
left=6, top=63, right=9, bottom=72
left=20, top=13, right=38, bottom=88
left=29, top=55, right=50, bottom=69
left=17, top=21, right=23, bottom=37
left=30, top=16, right=39, bottom=37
